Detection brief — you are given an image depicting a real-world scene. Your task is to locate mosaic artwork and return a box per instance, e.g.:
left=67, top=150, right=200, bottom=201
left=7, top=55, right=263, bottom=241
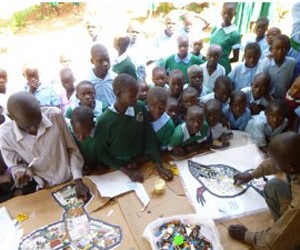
left=176, top=144, right=271, bottom=220
left=19, top=185, right=122, bottom=250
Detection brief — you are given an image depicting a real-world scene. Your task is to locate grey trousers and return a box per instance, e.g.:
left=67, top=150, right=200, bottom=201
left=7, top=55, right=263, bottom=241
left=263, top=178, right=292, bottom=222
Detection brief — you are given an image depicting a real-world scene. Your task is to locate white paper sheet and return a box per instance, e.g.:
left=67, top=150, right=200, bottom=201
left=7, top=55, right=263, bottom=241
left=87, top=171, right=150, bottom=208
left=175, top=144, right=271, bottom=220
left=0, top=207, right=23, bottom=250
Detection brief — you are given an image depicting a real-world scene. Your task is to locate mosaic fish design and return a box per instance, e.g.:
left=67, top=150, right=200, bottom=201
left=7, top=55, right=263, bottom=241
left=188, top=160, right=266, bottom=206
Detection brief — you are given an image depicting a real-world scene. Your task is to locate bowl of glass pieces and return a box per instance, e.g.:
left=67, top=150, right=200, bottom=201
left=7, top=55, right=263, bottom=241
left=143, top=214, right=223, bottom=250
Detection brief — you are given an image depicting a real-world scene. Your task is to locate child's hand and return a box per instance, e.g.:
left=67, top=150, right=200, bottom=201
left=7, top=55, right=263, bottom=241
left=125, top=161, right=139, bottom=170
left=233, top=172, right=253, bottom=185
left=14, top=170, right=32, bottom=188
left=171, top=146, right=186, bottom=157
left=74, top=179, right=91, bottom=203
left=121, top=167, right=144, bottom=182
left=228, top=224, right=247, bottom=243
left=249, top=103, right=262, bottom=115
left=156, top=163, right=173, bottom=181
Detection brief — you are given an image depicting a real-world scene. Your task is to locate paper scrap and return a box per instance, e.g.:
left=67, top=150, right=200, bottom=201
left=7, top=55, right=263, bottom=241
left=0, top=206, right=23, bottom=250
left=87, top=171, right=150, bottom=207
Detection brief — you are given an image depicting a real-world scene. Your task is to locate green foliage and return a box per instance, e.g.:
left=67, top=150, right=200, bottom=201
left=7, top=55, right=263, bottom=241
left=9, top=5, right=39, bottom=31
left=185, top=2, right=209, bottom=13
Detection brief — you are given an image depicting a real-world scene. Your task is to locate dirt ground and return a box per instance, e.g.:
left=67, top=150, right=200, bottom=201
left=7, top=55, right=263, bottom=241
left=0, top=2, right=293, bottom=94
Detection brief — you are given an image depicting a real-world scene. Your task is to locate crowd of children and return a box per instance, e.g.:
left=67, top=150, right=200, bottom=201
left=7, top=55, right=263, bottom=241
left=0, top=2, right=300, bottom=249
left=0, top=1, right=299, bottom=198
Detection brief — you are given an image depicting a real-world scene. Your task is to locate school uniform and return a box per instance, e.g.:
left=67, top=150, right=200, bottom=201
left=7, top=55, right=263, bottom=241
left=70, top=126, right=99, bottom=170
left=149, top=82, right=169, bottom=90
left=24, top=83, right=61, bottom=107
left=87, top=69, right=116, bottom=106
left=201, top=62, right=226, bottom=95
left=112, top=52, right=138, bottom=80
left=229, top=62, right=259, bottom=90
left=225, top=107, right=251, bottom=131
left=245, top=111, right=288, bottom=147
left=241, top=87, right=269, bottom=109
left=242, top=35, right=269, bottom=56
left=199, top=92, right=230, bottom=114
left=59, top=90, right=77, bottom=115
left=209, top=122, right=226, bottom=140
left=210, top=25, right=241, bottom=75
left=95, top=101, right=161, bottom=168
left=65, top=100, right=106, bottom=124
left=159, top=52, right=204, bottom=82
left=168, top=121, right=209, bottom=149
left=151, top=112, right=175, bottom=150
left=257, top=57, right=296, bottom=99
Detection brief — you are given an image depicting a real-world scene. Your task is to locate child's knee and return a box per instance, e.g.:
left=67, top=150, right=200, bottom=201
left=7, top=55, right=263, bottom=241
left=263, top=178, right=291, bottom=199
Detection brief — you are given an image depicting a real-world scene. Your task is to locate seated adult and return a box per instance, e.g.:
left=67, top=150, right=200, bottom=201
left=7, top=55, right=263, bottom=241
left=0, top=92, right=90, bottom=201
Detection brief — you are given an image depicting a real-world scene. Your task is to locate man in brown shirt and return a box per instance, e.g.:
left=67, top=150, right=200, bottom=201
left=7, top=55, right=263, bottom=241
left=229, top=132, right=300, bottom=250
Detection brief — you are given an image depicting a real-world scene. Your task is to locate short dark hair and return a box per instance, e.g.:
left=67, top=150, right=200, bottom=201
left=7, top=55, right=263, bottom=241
left=230, top=90, right=247, bottom=104
left=215, top=75, right=232, bottom=89
left=152, top=66, right=167, bottom=76
left=71, top=106, right=94, bottom=125
left=256, top=16, right=269, bottom=26
left=147, top=86, right=168, bottom=104
left=273, top=34, right=290, bottom=50
left=267, top=99, right=288, bottom=117
left=113, top=73, right=138, bottom=92
left=245, top=42, right=261, bottom=55
left=76, top=80, right=94, bottom=93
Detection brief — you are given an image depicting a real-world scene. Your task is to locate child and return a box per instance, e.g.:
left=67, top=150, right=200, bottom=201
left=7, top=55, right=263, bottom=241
left=241, top=72, right=271, bottom=115
left=152, top=12, right=179, bottom=62
left=150, top=66, right=169, bottom=90
left=137, top=80, right=149, bottom=105
left=0, top=68, right=7, bottom=94
left=200, top=75, right=233, bottom=115
left=180, top=87, right=199, bottom=119
left=59, top=68, right=77, bottom=115
left=88, top=44, right=116, bottom=106
left=245, top=99, right=288, bottom=152
left=169, top=69, right=185, bottom=100
left=159, top=35, right=204, bottom=82
left=112, top=34, right=138, bottom=80
left=191, top=37, right=207, bottom=61
left=229, top=42, right=261, bottom=90
left=70, top=106, right=107, bottom=175
left=205, top=99, right=230, bottom=148
left=95, top=73, right=173, bottom=182
left=166, top=97, right=181, bottom=126
left=261, top=27, right=281, bottom=59
left=168, top=105, right=209, bottom=156
left=257, top=34, right=296, bottom=99
left=285, top=76, right=300, bottom=129
left=0, top=92, right=90, bottom=201
left=210, top=2, right=241, bottom=75
left=186, top=65, right=203, bottom=96
left=229, top=132, right=300, bottom=250
left=147, top=87, right=175, bottom=150
left=201, top=45, right=225, bottom=95
left=23, top=63, right=60, bottom=107
left=226, top=91, right=251, bottom=131
left=65, top=81, right=106, bottom=122
left=242, top=17, right=269, bottom=55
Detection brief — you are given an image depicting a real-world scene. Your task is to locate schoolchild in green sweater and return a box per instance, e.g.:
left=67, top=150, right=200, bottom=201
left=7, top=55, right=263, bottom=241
left=169, top=69, right=185, bottom=100
left=159, top=35, right=205, bottom=82
left=147, top=87, right=175, bottom=151
left=95, top=73, right=173, bottom=182
left=169, top=105, right=210, bottom=157
left=112, top=34, right=138, bottom=80
left=70, top=106, right=107, bottom=175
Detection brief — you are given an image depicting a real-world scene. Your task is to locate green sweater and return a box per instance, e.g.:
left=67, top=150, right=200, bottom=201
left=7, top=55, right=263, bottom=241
left=112, top=56, right=138, bottom=80
left=169, top=121, right=209, bottom=147
left=95, top=101, right=161, bottom=168
left=159, top=54, right=204, bottom=82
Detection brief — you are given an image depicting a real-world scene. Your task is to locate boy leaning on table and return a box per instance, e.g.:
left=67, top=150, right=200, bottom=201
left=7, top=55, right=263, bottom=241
left=229, top=132, right=300, bottom=250
left=0, top=92, right=90, bottom=202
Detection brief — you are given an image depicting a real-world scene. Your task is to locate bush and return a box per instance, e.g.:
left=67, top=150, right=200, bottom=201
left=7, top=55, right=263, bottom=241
left=9, top=5, right=39, bottom=31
